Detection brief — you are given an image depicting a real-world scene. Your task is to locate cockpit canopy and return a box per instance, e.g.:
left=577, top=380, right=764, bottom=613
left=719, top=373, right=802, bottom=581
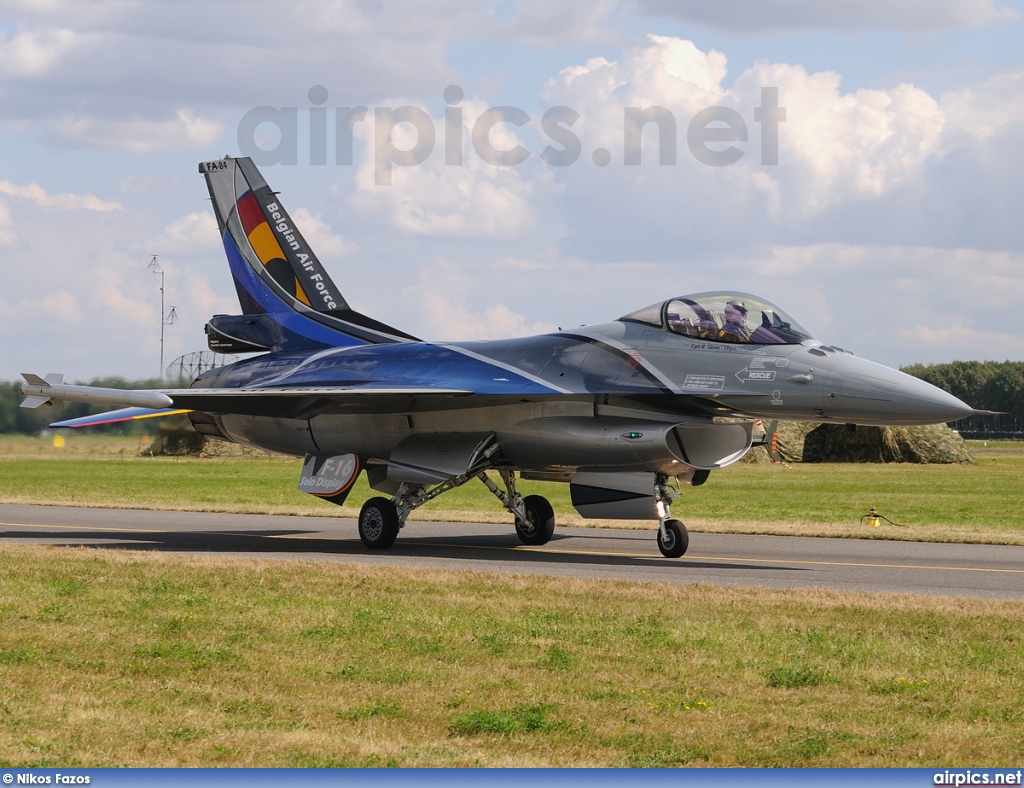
left=620, top=292, right=814, bottom=345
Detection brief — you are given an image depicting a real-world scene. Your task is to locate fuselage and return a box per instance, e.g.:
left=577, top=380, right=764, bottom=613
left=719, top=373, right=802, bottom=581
left=190, top=306, right=973, bottom=467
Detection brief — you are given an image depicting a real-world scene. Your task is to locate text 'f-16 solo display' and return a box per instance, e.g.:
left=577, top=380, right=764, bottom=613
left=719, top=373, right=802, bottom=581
left=21, top=157, right=980, bottom=558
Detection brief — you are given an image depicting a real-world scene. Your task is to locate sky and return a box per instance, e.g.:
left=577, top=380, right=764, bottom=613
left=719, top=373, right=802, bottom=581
left=0, top=0, right=1022, bottom=382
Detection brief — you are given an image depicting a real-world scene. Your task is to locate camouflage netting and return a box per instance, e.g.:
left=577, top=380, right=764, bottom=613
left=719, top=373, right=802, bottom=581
left=744, top=421, right=974, bottom=464
left=144, top=415, right=207, bottom=456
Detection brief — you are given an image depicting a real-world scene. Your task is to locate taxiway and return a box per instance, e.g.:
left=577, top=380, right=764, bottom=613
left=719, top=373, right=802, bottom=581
left=1, top=503, right=1021, bottom=600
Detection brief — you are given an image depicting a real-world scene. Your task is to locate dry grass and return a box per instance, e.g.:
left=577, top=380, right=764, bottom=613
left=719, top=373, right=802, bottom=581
left=0, top=545, right=1022, bottom=767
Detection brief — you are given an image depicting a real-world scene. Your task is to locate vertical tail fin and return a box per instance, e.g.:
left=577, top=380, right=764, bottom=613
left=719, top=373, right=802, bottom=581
left=200, top=157, right=416, bottom=350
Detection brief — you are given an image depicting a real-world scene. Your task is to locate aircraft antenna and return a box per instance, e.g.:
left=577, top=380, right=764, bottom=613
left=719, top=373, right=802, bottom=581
left=166, top=351, right=239, bottom=385
left=148, top=255, right=178, bottom=379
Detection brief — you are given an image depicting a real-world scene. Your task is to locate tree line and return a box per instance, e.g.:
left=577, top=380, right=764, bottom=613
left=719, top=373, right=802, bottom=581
left=902, top=360, right=1024, bottom=438
left=1, top=362, right=1022, bottom=438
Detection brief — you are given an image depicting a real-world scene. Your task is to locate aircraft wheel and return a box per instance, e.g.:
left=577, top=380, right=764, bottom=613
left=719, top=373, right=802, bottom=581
left=657, top=519, right=689, bottom=558
left=516, top=495, right=555, bottom=546
left=359, top=497, right=400, bottom=549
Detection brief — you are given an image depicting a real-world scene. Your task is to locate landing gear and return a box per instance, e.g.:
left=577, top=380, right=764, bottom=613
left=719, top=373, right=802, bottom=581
left=477, top=470, right=555, bottom=546
left=358, top=497, right=401, bottom=549
left=357, top=453, right=555, bottom=550
left=654, top=474, right=689, bottom=558
left=517, top=495, right=555, bottom=546
left=657, top=518, right=689, bottom=558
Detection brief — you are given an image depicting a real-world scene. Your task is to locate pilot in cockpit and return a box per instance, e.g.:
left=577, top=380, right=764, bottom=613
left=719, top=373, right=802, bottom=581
left=718, top=300, right=751, bottom=342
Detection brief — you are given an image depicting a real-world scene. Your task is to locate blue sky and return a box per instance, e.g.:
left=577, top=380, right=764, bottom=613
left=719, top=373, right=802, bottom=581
left=0, top=0, right=1022, bottom=381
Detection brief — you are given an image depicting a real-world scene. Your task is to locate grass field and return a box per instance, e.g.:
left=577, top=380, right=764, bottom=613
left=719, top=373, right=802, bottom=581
left=2, top=435, right=1023, bottom=545
left=1, top=545, right=1022, bottom=767
left=2, top=435, right=1023, bottom=767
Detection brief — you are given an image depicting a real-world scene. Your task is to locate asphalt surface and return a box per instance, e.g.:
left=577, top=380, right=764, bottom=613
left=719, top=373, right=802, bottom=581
left=1, top=503, right=1022, bottom=600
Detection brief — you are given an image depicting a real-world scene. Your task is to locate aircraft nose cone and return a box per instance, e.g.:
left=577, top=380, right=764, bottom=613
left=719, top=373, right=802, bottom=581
left=887, top=372, right=975, bottom=424
left=826, top=354, right=975, bottom=425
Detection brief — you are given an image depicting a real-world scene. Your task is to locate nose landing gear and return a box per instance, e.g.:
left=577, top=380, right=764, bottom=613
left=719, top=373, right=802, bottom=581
left=655, top=474, right=689, bottom=558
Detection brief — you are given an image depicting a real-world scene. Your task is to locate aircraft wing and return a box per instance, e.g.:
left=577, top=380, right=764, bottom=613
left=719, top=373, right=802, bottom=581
left=167, top=386, right=476, bottom=418
left=21, top=374, right=474, bottom=425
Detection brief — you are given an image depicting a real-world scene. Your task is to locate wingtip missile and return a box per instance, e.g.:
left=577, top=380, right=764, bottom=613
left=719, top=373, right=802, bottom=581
left=19, top=374, right=174, bottom=410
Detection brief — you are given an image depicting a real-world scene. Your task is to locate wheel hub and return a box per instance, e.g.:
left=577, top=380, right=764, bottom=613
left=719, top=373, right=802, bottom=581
left=362, top=510, right=383, bottom=541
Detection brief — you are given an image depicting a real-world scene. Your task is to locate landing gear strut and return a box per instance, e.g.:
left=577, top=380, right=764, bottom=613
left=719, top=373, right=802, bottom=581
left=358, top=458, right=555, bottom=549
left=477, top=470, right=555, bottom=546
left=655, top=474, right=689, bottom=558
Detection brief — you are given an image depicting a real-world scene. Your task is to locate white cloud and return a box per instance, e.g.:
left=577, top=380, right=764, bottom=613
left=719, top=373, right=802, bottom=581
left=290, top=207, right=357, bottom=259
left=731, top=63, right=944, bottom=212
left=0, top=201, right=15, bottom=246
left=532, top=34, right=1024, bottom=265
left=0, top=180, right=122, bottom=211
left=178, top=270, right=238, bottom=334
left=115, top=174, right=187, bottom=196
left=485, top=0, right=621, bottom=46
left=91, top=264, right=156, bottom=328
left=544, top=36, right=947, bottom=223
left=351, top=98, right=560, bottom=239
left=940, top=71, right=1024, bottom=145
left=47, top=108, right=223, bottom=153
left=151, top=212, right=220, bottom=257
left=401, top=259, right=559, bottom=340
left=0, top=25, right=82, bottom=77
left=637, top=0, right=1020, bottom=31
left=0, top=190, right=229, bottom=380
left=0, top=2, right=469, bottom=151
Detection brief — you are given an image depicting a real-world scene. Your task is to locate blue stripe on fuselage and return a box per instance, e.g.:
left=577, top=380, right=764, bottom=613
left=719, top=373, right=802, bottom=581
left=221, top=342, right=562, bottom=395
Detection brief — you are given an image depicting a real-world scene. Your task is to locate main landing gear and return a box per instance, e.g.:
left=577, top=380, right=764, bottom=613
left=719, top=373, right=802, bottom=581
left=357, top=497, right=401, bottom=549
left=357, top=467, right=555, bottom=550
left=356, top=465, right=687, bottom=559
left=655, top=473, right=689, bottom=558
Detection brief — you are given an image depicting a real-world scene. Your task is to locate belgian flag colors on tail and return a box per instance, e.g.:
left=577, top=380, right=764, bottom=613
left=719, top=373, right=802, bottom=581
left=200, top=157, right=416, bottom=352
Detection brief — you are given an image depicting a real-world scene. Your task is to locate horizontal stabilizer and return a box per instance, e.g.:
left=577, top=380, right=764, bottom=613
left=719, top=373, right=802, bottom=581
left=50, top=407, right=192, bottom=430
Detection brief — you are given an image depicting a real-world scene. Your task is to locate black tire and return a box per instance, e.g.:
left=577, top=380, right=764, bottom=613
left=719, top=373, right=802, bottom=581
left=516, top=495, right=555, bottom=546
left=358, top=497, right=400, bottom=549
left=657, top=518, right=689, bottom=558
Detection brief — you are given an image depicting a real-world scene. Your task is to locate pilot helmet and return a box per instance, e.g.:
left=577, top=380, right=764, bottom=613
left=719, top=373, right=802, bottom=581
left=726, top=299, right=748, bottom=315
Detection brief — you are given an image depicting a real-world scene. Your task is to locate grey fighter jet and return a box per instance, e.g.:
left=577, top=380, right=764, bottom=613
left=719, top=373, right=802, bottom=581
left=21, top=157, right=977, bottom=557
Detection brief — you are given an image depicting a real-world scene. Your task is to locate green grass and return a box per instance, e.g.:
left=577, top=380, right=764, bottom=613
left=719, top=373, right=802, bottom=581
left=0, top=545, right=1022, bottom=767
left=2, top=436, right=1022, bottom=766
left=2, top=435, right=1024, bottom=544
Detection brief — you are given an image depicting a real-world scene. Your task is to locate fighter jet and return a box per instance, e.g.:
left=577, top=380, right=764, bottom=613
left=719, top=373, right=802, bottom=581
left=21, top=157, right=977, bottom=558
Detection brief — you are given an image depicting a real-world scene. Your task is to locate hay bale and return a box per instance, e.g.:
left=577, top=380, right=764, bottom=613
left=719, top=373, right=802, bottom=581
left=801, top=422, right=972, bottom=463
left=744, top=421, right=972, bottom=464
left=742, top=421, right=814, bottom=463
left=145, top=414, right=207, bottom=456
